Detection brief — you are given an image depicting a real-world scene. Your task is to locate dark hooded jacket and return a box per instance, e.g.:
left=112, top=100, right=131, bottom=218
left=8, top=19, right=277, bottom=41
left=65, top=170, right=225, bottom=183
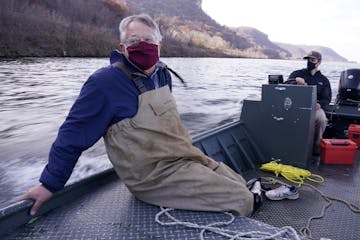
left=288, top=69, right=332, bottom=108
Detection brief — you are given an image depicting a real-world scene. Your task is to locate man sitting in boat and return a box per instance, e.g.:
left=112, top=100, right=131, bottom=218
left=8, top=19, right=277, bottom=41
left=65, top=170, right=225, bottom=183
left=286, top=51, right=332, bottom=157
left=20, top=13, right=264, bottom=217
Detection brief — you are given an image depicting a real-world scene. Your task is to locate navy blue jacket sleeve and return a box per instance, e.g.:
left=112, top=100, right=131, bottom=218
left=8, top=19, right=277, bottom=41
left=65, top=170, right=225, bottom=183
left=288, top=70, right=298, bottom=80
left=40, top=76, right=113, bottom=192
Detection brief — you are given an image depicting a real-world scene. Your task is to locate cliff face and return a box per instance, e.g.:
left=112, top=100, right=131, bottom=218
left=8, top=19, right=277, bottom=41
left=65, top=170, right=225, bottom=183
left=0, top=0, right=347, bottom=61
left=124, top=0, right=347, bottom=61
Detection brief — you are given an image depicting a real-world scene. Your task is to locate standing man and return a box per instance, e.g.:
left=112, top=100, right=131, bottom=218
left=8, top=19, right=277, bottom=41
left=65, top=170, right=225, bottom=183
left=20, top=14, right=258, bottom=217
left=287, top=51, right=332, bottom=156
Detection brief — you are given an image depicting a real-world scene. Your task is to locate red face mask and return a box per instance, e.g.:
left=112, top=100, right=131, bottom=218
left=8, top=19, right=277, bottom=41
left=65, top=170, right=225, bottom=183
left=127, top=41, right=159, bottom=70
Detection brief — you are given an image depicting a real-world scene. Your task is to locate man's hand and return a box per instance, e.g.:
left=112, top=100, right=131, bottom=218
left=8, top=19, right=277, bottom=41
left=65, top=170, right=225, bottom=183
left=19, top=184, right=53, bottom=216
left=295, top=77, right=306, bottom=85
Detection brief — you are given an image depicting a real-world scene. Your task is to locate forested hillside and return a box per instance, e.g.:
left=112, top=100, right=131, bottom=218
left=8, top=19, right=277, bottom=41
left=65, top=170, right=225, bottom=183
left=0, top=0, right=128, bottom=57
left=0, top=0, right=347, bottom=61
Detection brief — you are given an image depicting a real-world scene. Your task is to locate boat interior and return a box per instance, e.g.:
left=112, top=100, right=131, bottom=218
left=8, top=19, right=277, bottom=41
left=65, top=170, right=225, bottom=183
left=1, top=72, right=360, bottom=240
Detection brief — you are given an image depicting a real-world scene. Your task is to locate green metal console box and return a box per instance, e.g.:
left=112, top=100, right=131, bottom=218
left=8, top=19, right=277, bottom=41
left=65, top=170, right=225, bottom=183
left=240, top=84, right=316, bottom=168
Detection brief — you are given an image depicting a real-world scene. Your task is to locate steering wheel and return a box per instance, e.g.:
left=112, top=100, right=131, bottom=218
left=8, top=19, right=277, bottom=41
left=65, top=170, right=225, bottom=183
left=284, top=79, right=298, bottom=85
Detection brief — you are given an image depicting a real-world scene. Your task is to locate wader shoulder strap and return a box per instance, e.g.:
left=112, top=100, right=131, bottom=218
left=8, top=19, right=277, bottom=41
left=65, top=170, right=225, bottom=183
left=112, top=61, right=148, bottom=93
left=166, top=66, right=187, bottom=86
left=157, top=60, right=187, bottom=87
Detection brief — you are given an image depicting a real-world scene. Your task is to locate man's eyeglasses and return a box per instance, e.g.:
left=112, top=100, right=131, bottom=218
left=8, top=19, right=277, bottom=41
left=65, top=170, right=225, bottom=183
left=126, top=35, right=158, bottom=46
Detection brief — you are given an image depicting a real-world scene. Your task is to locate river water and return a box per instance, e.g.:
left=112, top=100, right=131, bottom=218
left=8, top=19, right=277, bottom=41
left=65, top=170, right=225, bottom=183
left=0, top=57, right=359, bottom=208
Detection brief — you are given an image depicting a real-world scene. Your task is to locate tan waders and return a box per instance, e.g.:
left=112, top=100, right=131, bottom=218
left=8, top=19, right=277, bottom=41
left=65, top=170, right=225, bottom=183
left=104, top=86, right=253, bottom=215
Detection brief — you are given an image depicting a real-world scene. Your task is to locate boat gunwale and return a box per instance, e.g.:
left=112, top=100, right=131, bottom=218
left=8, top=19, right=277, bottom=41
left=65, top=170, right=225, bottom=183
left=0, top=120, right=243, bottom=237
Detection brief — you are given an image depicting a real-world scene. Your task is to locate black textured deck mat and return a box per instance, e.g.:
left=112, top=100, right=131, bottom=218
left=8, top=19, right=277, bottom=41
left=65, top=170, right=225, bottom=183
left=4, top=158, right=360, bottom=240
left=246, top=155, right=360, bottom=240
left=4, top=179, right=303, bottom=240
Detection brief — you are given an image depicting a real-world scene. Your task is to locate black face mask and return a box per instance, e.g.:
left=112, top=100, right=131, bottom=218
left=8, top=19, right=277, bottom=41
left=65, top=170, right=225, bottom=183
left=307, top=61, right=316, bottom=71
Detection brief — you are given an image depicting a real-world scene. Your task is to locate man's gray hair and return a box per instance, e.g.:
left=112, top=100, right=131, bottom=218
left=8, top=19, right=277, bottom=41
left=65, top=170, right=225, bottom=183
left=119, top=14, right=162, bottom=43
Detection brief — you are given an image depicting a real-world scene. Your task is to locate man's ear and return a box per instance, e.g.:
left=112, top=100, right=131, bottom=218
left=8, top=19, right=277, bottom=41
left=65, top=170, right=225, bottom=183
left=119, top=43, right=126, bottom=53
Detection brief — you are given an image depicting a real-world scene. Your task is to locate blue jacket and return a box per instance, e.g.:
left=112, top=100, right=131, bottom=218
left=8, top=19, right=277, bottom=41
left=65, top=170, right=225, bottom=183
left=40, top=51, right=172, bottom=192
left=288, top=69, right=332, bottom=109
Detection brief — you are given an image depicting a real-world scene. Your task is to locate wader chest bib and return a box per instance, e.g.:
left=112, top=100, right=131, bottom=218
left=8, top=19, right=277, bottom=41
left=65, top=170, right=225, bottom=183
left=104, top=85, right=253, bottom=215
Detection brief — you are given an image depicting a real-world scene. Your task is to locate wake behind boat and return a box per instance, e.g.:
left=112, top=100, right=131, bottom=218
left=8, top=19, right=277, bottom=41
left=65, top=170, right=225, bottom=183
left=1, top=69, right=360, bottom=240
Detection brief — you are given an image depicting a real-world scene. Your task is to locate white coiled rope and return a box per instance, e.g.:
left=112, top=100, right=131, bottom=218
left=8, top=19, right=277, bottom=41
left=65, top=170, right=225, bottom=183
left=155, top=206, right=301, bottom=240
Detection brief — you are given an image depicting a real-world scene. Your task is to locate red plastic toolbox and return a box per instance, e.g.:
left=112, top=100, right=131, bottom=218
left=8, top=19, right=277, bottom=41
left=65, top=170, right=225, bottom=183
left=320, top=139, right=357, bottom=165
left=348, top=124, right=360, bottom=147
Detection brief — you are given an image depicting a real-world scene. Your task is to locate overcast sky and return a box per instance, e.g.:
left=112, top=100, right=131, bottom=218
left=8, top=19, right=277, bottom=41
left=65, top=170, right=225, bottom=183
left=202, top=0, right=360, bottom=63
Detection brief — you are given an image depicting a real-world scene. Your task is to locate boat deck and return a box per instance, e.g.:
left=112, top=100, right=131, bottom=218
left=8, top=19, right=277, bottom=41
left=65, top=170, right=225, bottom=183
left=2, top=84, right=360, bottom=240
left=247, top=155, right=360, bottom=240
left=3, top=155, right=360, bottom=240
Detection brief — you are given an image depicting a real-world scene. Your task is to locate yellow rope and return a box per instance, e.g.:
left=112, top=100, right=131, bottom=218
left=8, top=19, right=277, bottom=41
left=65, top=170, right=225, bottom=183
left=260, top=161, right=324, bottom=185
